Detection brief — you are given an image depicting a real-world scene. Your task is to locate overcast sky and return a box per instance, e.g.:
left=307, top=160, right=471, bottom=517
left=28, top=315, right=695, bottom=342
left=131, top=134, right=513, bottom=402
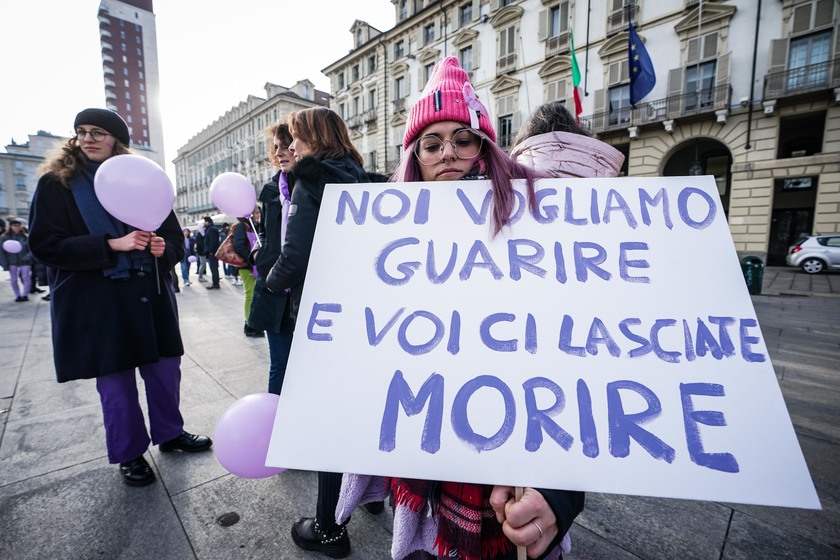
left=0, top=0, right=395, bottom=174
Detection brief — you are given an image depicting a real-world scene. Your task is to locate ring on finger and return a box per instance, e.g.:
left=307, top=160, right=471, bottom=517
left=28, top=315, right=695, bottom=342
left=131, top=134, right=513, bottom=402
left=531, top=520, right=544, bottom=539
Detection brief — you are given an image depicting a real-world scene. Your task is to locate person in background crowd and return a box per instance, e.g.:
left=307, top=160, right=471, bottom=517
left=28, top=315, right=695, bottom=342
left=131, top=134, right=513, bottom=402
left=202, top=216, right=221, bottom=289
left=248, top=122, right=296, bottom=392
left=218, top=222, right=234, bottom=282
left=509, top=101, right=625, bottom=178
left=233, top=208, right=263, bottom=336
left=338, top=58, right=583, bottom=560
left=195, top=226, right=207, bottom=282
left=263, top=107, right=368, bottom=559
left=180, top=228, right=195, bottom=286
left=28, top=107, right=211, bottom=488
left=0, top=218, right=33, bottom=302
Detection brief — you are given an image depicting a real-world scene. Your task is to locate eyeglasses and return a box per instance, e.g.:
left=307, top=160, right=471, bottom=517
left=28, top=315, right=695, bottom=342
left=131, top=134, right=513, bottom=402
left=415, top=129, right=483, bottom=166
left=75, top=128, right=111, bottom=142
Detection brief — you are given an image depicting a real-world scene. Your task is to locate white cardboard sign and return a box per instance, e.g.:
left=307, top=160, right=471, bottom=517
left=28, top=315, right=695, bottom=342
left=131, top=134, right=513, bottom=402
left=267, top=176, right=820, bottom=509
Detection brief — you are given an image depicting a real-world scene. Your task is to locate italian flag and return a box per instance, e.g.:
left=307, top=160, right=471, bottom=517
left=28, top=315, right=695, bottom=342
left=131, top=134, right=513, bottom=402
left=570, top=31, right=583, bottom=122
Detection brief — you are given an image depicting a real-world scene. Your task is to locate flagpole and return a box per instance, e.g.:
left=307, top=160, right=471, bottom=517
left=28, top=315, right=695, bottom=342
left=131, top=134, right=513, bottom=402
left=584, top=0, right=591, bottom=96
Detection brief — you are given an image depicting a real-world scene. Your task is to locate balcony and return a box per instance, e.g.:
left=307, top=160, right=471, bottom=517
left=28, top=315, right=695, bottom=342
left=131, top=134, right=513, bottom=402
left=363, top=108, right=377, bottom=123
left=101, top=41, right=113, bottom=52
left=607, top=3, right=638, bottom=35
left=764, top=58, right=840, bottom=101
left=545, top=31, right=570, bottom=58
left=497, top=53, right=517, bottom=74
left=392, top=97, right=407, bottom=112
left=346, top=114, right=364, bottom=129
left=581, top=84, right=731, bottom=134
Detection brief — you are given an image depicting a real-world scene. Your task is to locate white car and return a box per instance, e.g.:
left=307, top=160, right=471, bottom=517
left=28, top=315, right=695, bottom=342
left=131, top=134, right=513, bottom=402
left=786, top=235, right=840, bottom=274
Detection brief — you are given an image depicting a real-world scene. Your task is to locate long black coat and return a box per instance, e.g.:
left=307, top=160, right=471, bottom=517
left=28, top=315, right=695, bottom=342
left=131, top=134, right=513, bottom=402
left=28, top=174, right=185, bottom=383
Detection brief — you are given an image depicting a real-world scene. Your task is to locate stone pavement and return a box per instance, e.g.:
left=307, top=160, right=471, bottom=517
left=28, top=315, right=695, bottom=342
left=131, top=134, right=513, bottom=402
left=0, top=267, right=838, bottom=560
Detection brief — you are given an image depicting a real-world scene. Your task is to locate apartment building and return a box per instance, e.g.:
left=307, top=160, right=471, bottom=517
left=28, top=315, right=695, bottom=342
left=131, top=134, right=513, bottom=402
left=0, top=132, right=64, bottom=222
left=172, top=81, right=328, bottom=226
left=322, top=0, right=840, bottom=264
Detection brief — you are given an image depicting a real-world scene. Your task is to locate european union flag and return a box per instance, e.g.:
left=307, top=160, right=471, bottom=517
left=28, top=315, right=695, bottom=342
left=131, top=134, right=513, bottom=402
left=628, top=20, right=656, bottom=106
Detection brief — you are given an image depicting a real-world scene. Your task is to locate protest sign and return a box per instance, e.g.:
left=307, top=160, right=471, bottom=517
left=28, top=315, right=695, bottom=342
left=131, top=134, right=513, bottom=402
left=267, top=176, right=820, bottom=509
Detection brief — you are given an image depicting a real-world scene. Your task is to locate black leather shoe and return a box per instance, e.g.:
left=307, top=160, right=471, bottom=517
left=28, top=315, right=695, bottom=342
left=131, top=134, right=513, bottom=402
left=291, top=517, right=350, bottom=559
left=159, top=431, right=212, bottom=453
left=205, top=284, right=220, bottom=290
left=244, top=323, right=265, bottom=337
left=119, top=456, right=156, bottom=487
left=363, top=500, right=385, bottom=514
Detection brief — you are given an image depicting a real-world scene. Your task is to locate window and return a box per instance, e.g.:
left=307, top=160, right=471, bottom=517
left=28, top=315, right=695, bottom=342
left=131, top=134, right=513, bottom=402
left=352, top=64, right=360, bottom=82
left=501, top=0, right=514, bottom=6
left=123, top=68, right=128, bottom=75
left=138, top=71, right=143, bottom=79
left=399, top=1, right=407, bottom=20
left=500, top=27, right=515, bottom=56
left=141, top=94, right=145, bottom=102
left=120, top=30, right=126, bottom=39
left=356, top=28, right=364, bottom=47
left=126, top=103, right=132, bottom=111
left=777, top=111, right=825, bottom=158
left=424, top=23, right=435, bottom=45
left=122, top=55, right=128, bottom=63
left=549, top=4, right=568, bottom=37
left=788, top=30, right=831, bottom=89
left=121, top=43, right=126, bottom=51
left=368, top=89, right=377, bottom=109
left=424, top=63, right=435, bottom=85
left=137, top=48, right=142, bottom=55
left=459, top=3, right=472, bottom=27
left=395, top=40, right=405, bottom=59
left=498, top=115, right=513, bottom=149
left=127, top=115, right=133, bottom=123
left=140, top=83, right=144, bottom=91
left=368, top=55, right=376, bottom=73
left=353, top=96, right=360, bottom=116
left=684, top=61, right=716, bottom=110
left=460, top=46, right=473, bottom=72
left=608, top=85, right=631, bottom=125
left=138, top=59, right=143, bottom=68
left=338, top=73, right=345, bottom=89
left=339, top=103, right=346, bottom=119
left=395, top=76, right=406, bottom=98
left=124, top=79, right=130, bottom=87
left=125, top=91, right=131, bottom=99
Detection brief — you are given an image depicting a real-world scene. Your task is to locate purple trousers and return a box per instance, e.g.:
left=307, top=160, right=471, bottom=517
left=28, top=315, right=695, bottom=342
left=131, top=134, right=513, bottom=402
left=8, top=265, right=31, bottom=298
left=95, top=356, right=185, bottom=463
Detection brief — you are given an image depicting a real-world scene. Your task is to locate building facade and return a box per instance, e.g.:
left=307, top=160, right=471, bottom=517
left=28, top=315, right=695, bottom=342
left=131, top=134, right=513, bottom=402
left=97, top=0, right=165, bottom=168
left=172, top=81, right=329, bottom=226
left=322, top=0, right=840, bottom=264
left=0, top=132, right=64, bottom=223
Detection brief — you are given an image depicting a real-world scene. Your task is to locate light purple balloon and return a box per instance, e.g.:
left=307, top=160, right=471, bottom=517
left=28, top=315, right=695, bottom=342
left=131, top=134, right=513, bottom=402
left=94, top=154, right=175, bottom=231
left=210, top=172, right=256, bottom=218
left=214, top=393, right=286, bottom=479
left=188, top=255, right=197, bottom=263
left=2, top=239, right=23, bottom=254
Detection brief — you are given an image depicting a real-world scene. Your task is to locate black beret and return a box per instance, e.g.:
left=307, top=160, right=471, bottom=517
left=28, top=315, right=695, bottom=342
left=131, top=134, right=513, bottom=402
left=74, top=108, right=131, bottom=145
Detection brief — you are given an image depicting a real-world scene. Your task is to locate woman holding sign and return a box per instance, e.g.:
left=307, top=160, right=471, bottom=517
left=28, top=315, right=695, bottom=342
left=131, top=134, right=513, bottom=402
left=28, top=108, right=211, bottom=488
left=338, top=58, right=584, bottom=560
left=264, top=107, right=369, bottom=558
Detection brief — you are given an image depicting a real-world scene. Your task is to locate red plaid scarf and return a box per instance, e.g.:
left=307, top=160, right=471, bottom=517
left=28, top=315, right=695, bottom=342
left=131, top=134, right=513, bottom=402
left=388, top=478, right=513, bottom=560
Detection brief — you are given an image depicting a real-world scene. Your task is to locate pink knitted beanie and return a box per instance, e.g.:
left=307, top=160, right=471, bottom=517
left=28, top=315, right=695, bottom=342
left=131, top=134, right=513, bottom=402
left=403, top=56, right=496, bottom=150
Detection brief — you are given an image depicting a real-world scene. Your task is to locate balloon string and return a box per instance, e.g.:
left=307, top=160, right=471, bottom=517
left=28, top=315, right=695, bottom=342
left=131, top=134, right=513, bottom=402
left=152, top=230, right=161, bottom=295
left=248, top=217, right=262, bottom=249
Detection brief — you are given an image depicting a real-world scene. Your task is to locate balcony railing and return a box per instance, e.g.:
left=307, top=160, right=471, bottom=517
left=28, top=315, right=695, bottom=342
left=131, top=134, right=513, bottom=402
left=764, top=58, right=840, bottom=100
left=497, top=53, right=517, bottom=74
left=393, top=97, right=406, bottom=112
left=363, top=109, right=377, bottom=123
left=581, top=84, right=730, bottom=134
left=545, top=31, right=570, bottom=57
left=346, top=114, right=363, bottom=129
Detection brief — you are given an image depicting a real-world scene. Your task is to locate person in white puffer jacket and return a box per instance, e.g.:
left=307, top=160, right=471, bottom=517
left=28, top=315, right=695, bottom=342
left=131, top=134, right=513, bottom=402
left=510, top=102, right=625, bottom=178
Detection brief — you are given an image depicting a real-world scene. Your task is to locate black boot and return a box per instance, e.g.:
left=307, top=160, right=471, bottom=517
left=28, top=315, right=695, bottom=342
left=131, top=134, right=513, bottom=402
left=119, top=456, right=156, bottom=487
left=291, top=518, right=350, bottom=559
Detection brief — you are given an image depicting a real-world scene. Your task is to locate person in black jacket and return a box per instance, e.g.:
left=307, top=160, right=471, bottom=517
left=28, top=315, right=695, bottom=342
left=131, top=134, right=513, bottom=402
left=232, top=210, right=263, bottom=336
left=248, top=122, right=296, bottom=390
left=202, top=216, right=221, bottom=289
left=28, top=108, right=211, bottom=488
left=264, top=107, right=368, bottom=559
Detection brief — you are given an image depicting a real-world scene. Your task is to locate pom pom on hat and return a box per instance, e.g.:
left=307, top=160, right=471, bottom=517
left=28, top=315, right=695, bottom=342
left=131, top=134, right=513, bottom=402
left=74, top=108, right=131, bottom=145
left=403, top=57, right=495, bottom=151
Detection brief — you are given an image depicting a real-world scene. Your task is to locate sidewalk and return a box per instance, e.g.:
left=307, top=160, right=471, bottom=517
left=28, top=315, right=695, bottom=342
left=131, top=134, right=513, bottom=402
left=0, top=269, right=838, bottom=559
